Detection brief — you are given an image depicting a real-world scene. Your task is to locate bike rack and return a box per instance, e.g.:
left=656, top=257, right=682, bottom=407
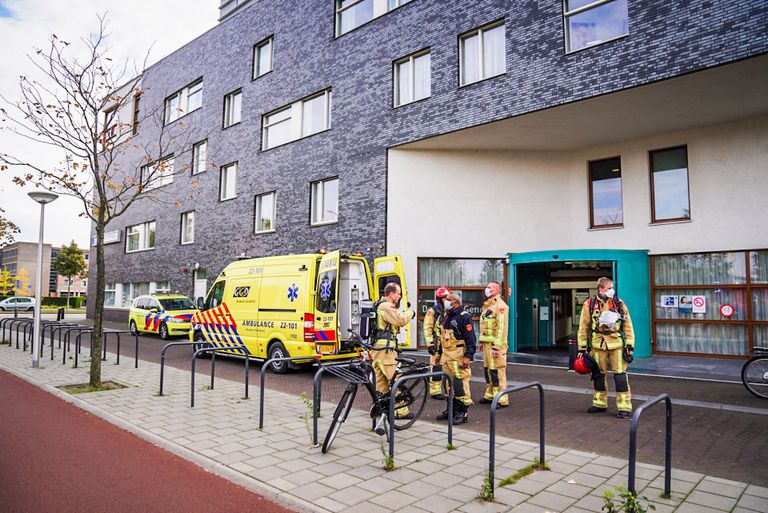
left=487, top=382, right=545, bottom=500
left=312, top=361, right=371, bottom=447
left=31, top=321, right=66, bottom=357
left=628, top=393, right=672, bottom=497
left=103, top=329, right=140, bottom=368
left=61, top=326, right=93, bottom=364
left=158, top=342, right=198, bottom=396
left=190, top=347, right=252, bottom=408
left=0, top=316, right=22, bottom=342
left=388, top=371, right=453, bottom=460
left=1, top=317, right=30, bottom=347
left=50, top=323, right=78, bottom=359
left=73, top=329, right=94, bottom=368
left=259, top=356, right=320, bottom=429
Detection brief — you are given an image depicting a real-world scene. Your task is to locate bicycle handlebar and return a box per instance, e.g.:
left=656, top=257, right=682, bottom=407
left=347, top=329, right=403, bottom=354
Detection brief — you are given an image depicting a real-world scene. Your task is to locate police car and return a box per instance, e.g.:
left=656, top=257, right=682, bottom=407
left=128, top=293, right=197, bottom=340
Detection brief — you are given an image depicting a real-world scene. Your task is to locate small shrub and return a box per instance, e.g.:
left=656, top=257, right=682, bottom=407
left=602, top=485, right=656, bottom=513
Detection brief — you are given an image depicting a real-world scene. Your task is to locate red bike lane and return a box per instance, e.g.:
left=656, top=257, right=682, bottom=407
left=0, top=369, right=294, bottom=513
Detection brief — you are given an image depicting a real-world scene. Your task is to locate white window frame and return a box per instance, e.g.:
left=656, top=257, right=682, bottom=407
left=141, top=155, right=174, bottom=190
left=310, top=177, right=339, bottom=226
left=335, top=0, right=412, bottom=37
left=220, top=162, right=238, bottom=201
left=191, top=140, right=207, bottom=175
left=254, top=192, right=276, bottom=233
left=125, top=221, right=156, bottom=253
left=223, top=89, right=242, bottom=128
left=459, top=21, right=506, bottom=86
left=262, top=89, right=331, bottom=150
left=394, top=49, right=431, bottom=107
left=104, top=283, right=116, bottom=307
left=181, top=211, right=195, bottom=245
left=164, top=78, right=203, bottom=124
left=253, top=36, right=274, bottom=79
left=563, top=0, right=630, bottom=53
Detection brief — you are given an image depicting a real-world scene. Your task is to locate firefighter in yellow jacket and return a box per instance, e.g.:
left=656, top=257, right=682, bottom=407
left=423, top=286, right=451, bottom=399
left=478, top=281, right=509, bottom=407
left=374, top=282, right=416, bottom=418
left=577, top=277, right=635, bottom=419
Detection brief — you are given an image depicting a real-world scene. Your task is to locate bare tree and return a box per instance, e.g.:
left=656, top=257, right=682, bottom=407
left=0, top=15, right=200, bottom=386
left=0, top=207, right=20, bottom=247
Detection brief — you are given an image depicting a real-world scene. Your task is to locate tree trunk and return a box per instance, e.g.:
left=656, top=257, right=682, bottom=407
left=89, top=215, right=106, bottom=388
left=66, top=281, right=71, bottom=309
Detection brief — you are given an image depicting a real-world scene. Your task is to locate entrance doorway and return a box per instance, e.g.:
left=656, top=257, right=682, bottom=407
left=516, top=260, right=614, bottom=353
left=193, top=269, right=207, bottom=302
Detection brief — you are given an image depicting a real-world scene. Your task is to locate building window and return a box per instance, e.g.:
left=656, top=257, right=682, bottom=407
left=564, top=0, right=629, bottom=53
left=223, top=89, right=242, bottom=128
left=164, top=78, right=203, bottom=124
left=460, top=21, right=505, bottom=86
left=262, top=89, right=331, bottom=150
left=394, top=50, right=431, bottom=107
left=589, top=156, right=623, bottom=228
left=220, top=162, right=238, bottom=201
left=310, top=177, right=339, bottom=225
left=253, top=36, right=273, bottom=78
left=254, top=192, right=276, bottom=233
left=181, top=211, right=195, bottom=244
left=81, top=278, right=87, bottom=288
left=650, top=146, right=690, bottom=223
left=335, top=0, right=412, bottom=36
left=126, top=221, right=156, bottom=253
left=131, top=93, right=141, bottom=135
left=140, top=156, right=174, bottom=190
left=104, top=283, right=116, bottom=307
left=191, top=140, right=207, bottom=175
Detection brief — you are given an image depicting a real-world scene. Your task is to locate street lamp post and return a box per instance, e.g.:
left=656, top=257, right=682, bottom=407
left=28, top=191, right=58, bottom=368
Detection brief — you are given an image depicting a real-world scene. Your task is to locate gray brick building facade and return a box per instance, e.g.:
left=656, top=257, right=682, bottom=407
left=88, top=0, right=768, bottom=321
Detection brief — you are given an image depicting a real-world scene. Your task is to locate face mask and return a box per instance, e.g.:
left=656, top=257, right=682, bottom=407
left=443, top=299, right=452, bottom=310
left=484, top=287, right=492, bottom=298
left=605, top=288, right=616, bottom=299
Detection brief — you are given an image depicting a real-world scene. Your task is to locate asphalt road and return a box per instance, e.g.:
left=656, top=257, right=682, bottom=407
left=0, top=370, right=294, bottom=513
left=21, top=322, right=768, bottom=488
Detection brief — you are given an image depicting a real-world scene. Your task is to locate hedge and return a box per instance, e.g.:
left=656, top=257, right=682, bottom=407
left=41, top=297, right=87, bottom=308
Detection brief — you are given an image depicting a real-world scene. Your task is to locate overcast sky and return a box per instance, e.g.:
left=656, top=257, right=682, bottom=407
left=0, top=0, right=217, bottom=249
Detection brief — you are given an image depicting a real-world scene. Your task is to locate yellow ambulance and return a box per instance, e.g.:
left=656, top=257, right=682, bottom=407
left=190, top=251, right=410, bottom=372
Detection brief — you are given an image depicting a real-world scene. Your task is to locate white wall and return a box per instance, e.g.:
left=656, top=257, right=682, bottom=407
left=387, top=116, right=768, bottom=344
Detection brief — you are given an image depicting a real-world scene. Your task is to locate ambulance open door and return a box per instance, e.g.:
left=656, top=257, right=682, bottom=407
left=373, top=254, right=411, bottom=348
left=314, top=251, right=340, bottom=355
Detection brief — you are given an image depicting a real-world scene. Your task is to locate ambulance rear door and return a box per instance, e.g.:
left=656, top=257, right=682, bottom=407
left=373, top=254, right=410, bottom=348
left=314, top=251, right=340, bottom=355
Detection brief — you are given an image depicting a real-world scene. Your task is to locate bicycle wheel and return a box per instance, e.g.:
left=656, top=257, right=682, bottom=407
left=393, top=377, right=428, bottom=430
left=322, top=384, right=358, bottom=453
left=742, top=356, right=768, bottom=400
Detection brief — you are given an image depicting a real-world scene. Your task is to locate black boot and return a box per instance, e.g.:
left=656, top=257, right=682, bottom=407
left=452, top=410, right=468, bottom=424
left=436, top=410, right=449, bottom=421
left=587, top=406, right=607, bottom=413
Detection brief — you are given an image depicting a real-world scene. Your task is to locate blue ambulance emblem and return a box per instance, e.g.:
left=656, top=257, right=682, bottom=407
left=288, top=283, right=299, bottom=302
left=320, top=279, right=332, bottom=301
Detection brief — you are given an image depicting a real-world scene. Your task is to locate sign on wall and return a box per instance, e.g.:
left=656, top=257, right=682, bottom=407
left=661, top=295, right=678, bottom=308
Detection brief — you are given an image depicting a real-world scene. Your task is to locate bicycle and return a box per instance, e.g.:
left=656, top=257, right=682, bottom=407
left=742, top=346, right=768, bottom=399
left=322, top=331, right=430, bottom=454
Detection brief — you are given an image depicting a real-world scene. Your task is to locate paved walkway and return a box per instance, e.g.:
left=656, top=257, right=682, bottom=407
left=2, top=342, right=767, bottom=513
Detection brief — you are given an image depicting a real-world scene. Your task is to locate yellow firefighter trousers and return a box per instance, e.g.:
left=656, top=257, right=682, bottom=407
left=482, top=344, right=508, bottom=405
left=591, top=348, right=632, bottom=412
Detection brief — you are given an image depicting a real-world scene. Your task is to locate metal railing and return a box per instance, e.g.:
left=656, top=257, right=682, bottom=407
left=158, top=341, right=197, bottom=396
left=488, top=382, right=546, bottom=500
left=259, top=356, right=319, bottom=429
left=628, top=394, right=672, bottom=496
left=61, top=326, right=93, bottom=364
left=190, top=346, right=251, bottom=408
left=1, top=317, right=31, bottom=346
left=312, top=362, right=364, bottom=446
left=73, top=329, right=94, bottom=368
left=387, top=371, right=453, bottom=459
left=103, top=329, right=140, bottom=368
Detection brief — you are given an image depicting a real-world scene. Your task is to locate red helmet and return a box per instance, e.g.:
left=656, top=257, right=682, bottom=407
left=574, top=353, right=592, bottom=375
left=435, top=286, right=451, bottom=301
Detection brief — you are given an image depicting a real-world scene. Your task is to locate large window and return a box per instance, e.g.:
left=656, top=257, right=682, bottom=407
left=310, top=177, right=339, bottom=225
left=140, top=156, right=174, bottom=190
left=253, top=36, right=273, bottom=78
left=650, top=146, right=690, bottom=223
left=564, top=0, right=629, bottom=53
left=262, top=89, right=331, bottom=150
left=223, top=89, right=242, bottom=128
left=335, top=0, right=412, bottom=36
left=589, top=156, right=623, bottom=228
left=254, top=192, right=276, bottom=233
left=460, top=21, right=506, bottom=86
left=105, top=281, right=169, bottom=308
left=104, top=283, right=116, bottom=307
left=191, top=140, right=207, bottom=175
left=181, top=211, right=195, bottom=245
left=220, top=162, right=238, bottom=201
left=417, top=258, right=506, bottom=348
left=164, top=79, right=203, bottom=124
left=126, top=221, right=156, bottom=253
left=652, top=250, right=768, bottom=356
left=394, top=50, right=431, bottom=107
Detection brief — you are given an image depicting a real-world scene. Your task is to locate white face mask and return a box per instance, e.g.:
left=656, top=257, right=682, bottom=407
left=605, top=288, right=616, bottom=299
left=443, top=299, right=452, bottom=310
left=484, top=287, right=493, bottom=298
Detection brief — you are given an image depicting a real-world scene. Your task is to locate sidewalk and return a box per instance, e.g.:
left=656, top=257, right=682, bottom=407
left=2, top=343, right=767, bottom=513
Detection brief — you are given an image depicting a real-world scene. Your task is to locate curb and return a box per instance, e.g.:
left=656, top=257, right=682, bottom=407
left=0, top=361, right=326, bottom=513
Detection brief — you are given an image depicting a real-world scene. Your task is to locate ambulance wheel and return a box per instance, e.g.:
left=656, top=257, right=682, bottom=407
left=268, top=342, right=289, bottom=374
left=193, top=332, right=210, bottom=359
left=129, top=320, right=138, bottom=336
left=159, top=322, right=170, bottom=340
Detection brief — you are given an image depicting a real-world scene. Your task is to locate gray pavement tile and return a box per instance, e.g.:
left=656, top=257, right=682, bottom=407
left=674, top=502, right=730, bottom=513
left=686, top=489, right=738, bottom=511
left=293, top=482, right=335, bottom=502
left=565, top=472, right=607, bottom=489
left=670, top=468, right=706, bottom=483
left=327, top=486, right=376, bottom=506
left=227, top=461, right=256, bottom=474
left=281, top=468, right=324, bottom=486
left=579, top=462, right=619, bottom=479
left=407, top=459, right=446, bottom=475
left=365, top=476, right=403, bottom=494
left=545, top=461, right=580, bottom=476
left=457, top=499, right=514, bottom=513
left=745, top=484, right=768, bottom=499
left=574, top=492, right=606, bottom=512
left=732, top=508, right=764, bottom=513
left=510, top=501, right=563, bottom=512
left=318, top=472, right=363, bottom=490
left=442, top=483, right=486, bottom=504
left=395, top=481, right=444, bottom=500
left=563, top=508, right=596, bottom=513
left=694, top=477, right=746, bottom=498
left=216, top=451, right=250, bottom=465
left=644, top=476, right=697, bottom=495
left=737, top=494, right=768, bottom=512
left=386, top=467, right=428, bottom=484
left=504, top=477, right=550, bottom=496
left=369, top=489, right=417, bottom=510
left=265, top=478, right=297, bottom=492
left=277, top=458, right=311, bottom=472
left=491, top=487, right=530, bottom=508
left=421, top=470, right=467, bottom=489
left=527, top=490, right=577, bottom=511
left=313, top=497, right=348, bottom=513
left=552, top=451, right=595, bottom=466
left=544, top=480, right=592, bottom=499
left=245, top=454, right=283, bottom=468
left=526, top=470, right=566, bottom=486
left=445, top=461, right=489, bottom=479
left=412, top=496, right=464, bottom=513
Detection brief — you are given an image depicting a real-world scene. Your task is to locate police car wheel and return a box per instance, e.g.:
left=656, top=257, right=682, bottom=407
left=268, top=342, right=288, bottom=374
left=129, top=320, right=138, bottom=336
left=159, top=322, right=169, bottom=340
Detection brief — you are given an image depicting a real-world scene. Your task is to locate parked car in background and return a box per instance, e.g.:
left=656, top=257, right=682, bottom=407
left=128, top=294, right=197, bottom=340
left=0, top=297, right=36, bottom=311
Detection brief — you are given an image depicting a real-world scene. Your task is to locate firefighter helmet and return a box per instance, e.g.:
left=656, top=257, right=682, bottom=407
left=435, top=286, right=451, bottom=300
left=574, top=353, right=594, bottom=375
